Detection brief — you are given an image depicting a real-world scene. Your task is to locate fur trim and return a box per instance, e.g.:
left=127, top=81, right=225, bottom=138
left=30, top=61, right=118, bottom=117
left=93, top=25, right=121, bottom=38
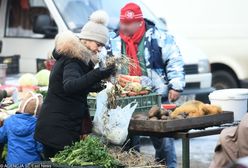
left=54, top=31, right=95, bottom=64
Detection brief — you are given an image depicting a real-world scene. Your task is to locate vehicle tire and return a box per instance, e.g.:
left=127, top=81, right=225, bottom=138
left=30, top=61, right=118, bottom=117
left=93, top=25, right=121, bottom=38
left=212, top=70, right=238, bottom=89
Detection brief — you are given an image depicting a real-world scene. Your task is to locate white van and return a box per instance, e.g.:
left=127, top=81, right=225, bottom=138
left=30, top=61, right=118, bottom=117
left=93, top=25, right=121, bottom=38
left=0, top=0, right=213, bottom=101
left=146, top=0, right=248, bottom=90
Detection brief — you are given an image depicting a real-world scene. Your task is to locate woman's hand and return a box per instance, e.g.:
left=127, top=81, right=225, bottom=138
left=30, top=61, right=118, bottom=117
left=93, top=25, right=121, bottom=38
left=99, top=64, right=117, bottom=78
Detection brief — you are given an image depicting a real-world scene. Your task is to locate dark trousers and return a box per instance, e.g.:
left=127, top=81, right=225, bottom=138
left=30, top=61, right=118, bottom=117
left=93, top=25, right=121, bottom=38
left=43, top=145, right=62, bottom=161
left=122, top=135, right=141, bottom=152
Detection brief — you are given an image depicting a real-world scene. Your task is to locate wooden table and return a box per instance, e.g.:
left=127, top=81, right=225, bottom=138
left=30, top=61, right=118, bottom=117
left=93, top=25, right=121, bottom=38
left=129, top=112, right=234, bottom=168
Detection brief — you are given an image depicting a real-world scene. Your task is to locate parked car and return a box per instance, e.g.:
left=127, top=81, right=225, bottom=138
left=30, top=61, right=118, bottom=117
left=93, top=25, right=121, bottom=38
left=147, top=0, right=248, bottom=90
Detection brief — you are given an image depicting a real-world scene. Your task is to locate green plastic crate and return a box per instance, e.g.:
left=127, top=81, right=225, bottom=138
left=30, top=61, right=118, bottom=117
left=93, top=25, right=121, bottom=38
left=87, top=93, right=161, bottom=115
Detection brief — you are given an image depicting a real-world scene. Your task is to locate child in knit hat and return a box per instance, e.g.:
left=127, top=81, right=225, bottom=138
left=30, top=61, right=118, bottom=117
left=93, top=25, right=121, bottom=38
left=0, top=91, right=44, bottom=165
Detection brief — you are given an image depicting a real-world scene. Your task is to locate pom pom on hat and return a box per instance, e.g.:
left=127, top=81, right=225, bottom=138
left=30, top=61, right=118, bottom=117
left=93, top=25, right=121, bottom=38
left=90, top=10, right=109, bottom=26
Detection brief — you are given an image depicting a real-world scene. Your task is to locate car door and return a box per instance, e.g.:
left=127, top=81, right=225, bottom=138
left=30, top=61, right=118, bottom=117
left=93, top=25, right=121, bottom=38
left=1, top=0, right=57, bottom=73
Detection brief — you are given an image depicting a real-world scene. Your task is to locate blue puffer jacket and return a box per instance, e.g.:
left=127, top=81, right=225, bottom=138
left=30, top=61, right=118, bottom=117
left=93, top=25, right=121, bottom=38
left=0, top=113, right=43, bottom=165
left=109, top=20, right=185, bottom=97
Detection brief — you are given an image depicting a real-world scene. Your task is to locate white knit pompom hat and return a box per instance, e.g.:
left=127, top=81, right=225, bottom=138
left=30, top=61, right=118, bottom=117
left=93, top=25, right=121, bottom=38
left=79, top=10, right=109, bottom=45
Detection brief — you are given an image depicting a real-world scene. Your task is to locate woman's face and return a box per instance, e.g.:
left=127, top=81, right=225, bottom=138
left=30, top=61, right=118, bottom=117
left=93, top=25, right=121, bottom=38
left=82, top=40, right=104, bottom=54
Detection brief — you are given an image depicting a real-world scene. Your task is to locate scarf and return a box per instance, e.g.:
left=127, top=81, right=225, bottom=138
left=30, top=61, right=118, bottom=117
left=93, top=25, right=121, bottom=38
left=120, top=20, right=146, bottom=76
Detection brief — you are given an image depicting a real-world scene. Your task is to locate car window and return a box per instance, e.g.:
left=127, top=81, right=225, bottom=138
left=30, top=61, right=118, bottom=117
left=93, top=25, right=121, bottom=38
left=53, top=0, right=166, bottom=32
left=5, top=0, right=57, bottom=38
left=101, top=0, right=167, bottom=31
left=53, top=0, right=101, bottom=32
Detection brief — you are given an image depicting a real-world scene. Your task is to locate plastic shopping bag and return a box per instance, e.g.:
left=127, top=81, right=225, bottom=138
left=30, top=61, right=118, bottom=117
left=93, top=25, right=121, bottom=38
left=93, top=87, right=137, bottom=145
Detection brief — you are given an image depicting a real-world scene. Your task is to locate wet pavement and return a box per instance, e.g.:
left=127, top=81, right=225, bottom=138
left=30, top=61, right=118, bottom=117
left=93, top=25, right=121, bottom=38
left=140, top=135, right=219, bottom=168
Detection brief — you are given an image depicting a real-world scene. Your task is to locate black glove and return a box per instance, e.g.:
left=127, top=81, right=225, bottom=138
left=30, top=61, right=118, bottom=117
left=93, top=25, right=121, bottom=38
left=98, top=64, right=116, bottom=79
left=90, top=81, right=106, bottom=92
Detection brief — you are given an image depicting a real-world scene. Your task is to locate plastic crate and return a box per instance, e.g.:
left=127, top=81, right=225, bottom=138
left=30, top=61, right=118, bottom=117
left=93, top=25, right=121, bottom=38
left=0, top=55, right=20, bottom=74
left=87, top=93, right=161, bottom=115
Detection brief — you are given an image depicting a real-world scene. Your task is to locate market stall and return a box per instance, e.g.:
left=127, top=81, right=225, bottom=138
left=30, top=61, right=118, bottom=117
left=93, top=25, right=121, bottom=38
left=0, top=71, right=236, bottom=168
left=0, top=57, right=236, bottom=168
left=0, top=69, right=167, bottom=167
left=86, top=69, right=235, bottom=168
left=129, top=111, right=234, bottom=168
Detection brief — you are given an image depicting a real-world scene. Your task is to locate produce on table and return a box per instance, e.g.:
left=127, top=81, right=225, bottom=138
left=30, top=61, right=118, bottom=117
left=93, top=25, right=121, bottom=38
left=51, top=135, right=120, bottom=168
left=0, top=97, right=15, bottom=108
left=4, top=103, right=19, bottom=111
left=118, top=74, right=141, bottom=85
left=170, top=100, right=223, bottom=119
left=117, top=75, right=148, bottom=94
left=35, top=87, right=48, bottom=99
left=203, top=104, right=223, bottom=115
left=18, top=71, right=50, bottom=91
left=20, top=86, right=39, bottom=92
left=91, top=54, right=152, bottom=98
left=35, top=69, right=50, bottom=86
left=99, top=74, right=151, bottom=98
left=51, top=135, right=163, bottom=168
left=132, top=100, right=223, bottom=121
left=147, top=105, right=171, bottom=120
left=18, top=73, right=38, bottom=87
left=125, top=82, right=142, bottom=93
left=148, top=105, right=161, bottom=118
left=104, top=81, right=150, bottom=109
left=133, top=106, right=171, bottom=121
left=98, top=53, right=152, bottom=97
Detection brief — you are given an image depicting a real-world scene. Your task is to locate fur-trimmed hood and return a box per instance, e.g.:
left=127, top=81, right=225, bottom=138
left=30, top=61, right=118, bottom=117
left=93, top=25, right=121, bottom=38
left=54, top=31, right=97, bottom=64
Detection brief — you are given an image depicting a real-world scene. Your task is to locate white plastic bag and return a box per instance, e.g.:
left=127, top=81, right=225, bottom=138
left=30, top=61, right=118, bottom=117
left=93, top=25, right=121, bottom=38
left=93, top=86, right=137, bottom=145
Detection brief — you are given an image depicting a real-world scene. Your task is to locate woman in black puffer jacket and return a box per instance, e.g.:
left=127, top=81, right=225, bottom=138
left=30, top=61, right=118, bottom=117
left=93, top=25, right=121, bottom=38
left=34, top=11, right=114, bottom=159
